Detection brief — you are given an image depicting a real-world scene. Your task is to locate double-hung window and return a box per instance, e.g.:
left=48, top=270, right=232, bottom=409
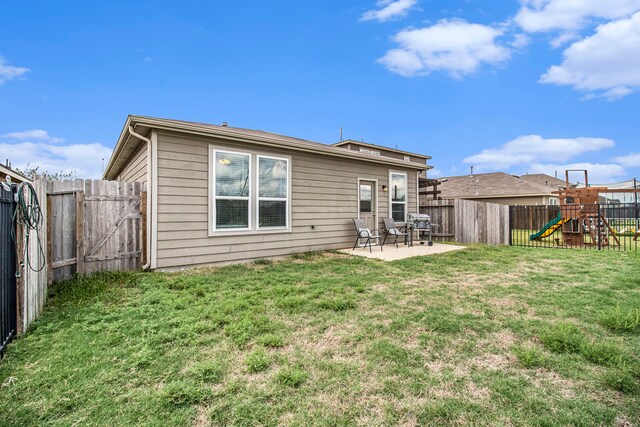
left=213, top=150, right=251, bottom=230
left=211, top=148, right=290, bottom=233
left=390, top=172, right=407, bottom=222
left=257, top=156, right=289, bottom=229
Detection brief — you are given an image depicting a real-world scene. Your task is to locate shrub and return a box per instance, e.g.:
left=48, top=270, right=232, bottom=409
left=513, top=345, right=546, bottom=368
left=277, top=367, right=308, bottom=387
left=246, top=349, right=272, bottom=373
left=161, top=381, right=211, bottom=406
left=539, top=323, right=586, bottom=354
left=599, top=307, right=640, bottom=332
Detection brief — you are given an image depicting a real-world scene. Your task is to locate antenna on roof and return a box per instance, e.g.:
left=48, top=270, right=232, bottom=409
left=339, top=127, right=343, bottom=142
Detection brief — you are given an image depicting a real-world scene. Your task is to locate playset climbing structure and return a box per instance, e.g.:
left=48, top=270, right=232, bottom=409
left=530, top=170, right=621, bottom=248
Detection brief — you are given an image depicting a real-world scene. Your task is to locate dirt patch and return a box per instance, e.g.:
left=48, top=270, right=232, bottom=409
left=470, top=353, right=514, bottom=371
left=614, top=415, right=634, bottom=427
left=192, top=405, right=211, bottom=427
left=466, top=382, right=491, bottom=401
left=528, top=369, right=577, bottom=399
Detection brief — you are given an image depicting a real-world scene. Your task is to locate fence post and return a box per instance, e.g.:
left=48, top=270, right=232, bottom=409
left=508, top=206, right=513, bottom=246
left=75, top=191, right=85, bottom=276
left=46, top=191, right=52, bottom=286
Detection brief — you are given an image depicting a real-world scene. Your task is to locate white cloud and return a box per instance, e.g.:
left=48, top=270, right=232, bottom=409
left=540, top=12, right=640, bottom=99
left=378, top=19, right=511, bottom=77
left=614, top=152, right=640, bottom=167
left=549, top=32, right=580, bottom=48
left=0, top=57, right=30, bottom=85
left=527, top=162, right=626, bottom=183
left=510, top=33, right=532, bottom=49
left=361, top=0, right=418, bottom=22
left=0, top=139, right=113, bottom=179
left=2, top=129, right=64, bottom=143
left=464, top=135, right=614, bottom=169
left=515, top=0, right=640, bottom=33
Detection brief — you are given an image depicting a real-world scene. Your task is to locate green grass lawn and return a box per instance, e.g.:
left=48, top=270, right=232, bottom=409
left=1, top=246, right=639, bottom=426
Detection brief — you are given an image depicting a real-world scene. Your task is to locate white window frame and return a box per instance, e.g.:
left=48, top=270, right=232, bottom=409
left=211, top=149, right=252, bottom=232
left=257, top=155, right=290, bottom=230
left=389, top=171, right=408, bottom=223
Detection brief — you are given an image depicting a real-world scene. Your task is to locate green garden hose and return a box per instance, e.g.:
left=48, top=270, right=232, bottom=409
left=12, top=182, right=46, bottom=273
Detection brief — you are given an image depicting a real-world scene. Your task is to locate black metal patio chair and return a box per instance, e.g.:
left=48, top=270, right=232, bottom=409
left=352, top=218, right=383, bottom=253
left=382, top=217, right=408, bottom=248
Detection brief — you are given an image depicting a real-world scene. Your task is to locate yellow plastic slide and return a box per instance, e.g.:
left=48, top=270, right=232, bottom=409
left=530, top=213, right=570, bottom=240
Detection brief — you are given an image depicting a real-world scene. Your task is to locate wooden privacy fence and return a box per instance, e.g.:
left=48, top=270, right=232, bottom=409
left=49, top=179, right=146, bottom=283
left=420, top=198, right=510, bottom=245
left=14, top=177, right=145, bottom=334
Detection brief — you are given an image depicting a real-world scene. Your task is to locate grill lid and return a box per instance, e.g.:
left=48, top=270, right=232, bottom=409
left=409, top=213, right=431, bottom=221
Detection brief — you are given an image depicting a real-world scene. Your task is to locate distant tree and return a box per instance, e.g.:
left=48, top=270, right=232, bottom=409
left=14, top=165, right=76, bottom=181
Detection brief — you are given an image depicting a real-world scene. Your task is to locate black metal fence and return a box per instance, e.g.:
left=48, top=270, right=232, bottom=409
left=510, top=203, right=639, bottom=252
left=1, top=186, right=17, bottom=357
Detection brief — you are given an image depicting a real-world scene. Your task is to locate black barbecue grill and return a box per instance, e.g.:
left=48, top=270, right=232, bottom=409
left=407, top=213, right=436, bottom=246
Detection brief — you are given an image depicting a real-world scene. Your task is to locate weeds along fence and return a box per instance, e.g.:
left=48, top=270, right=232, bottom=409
left=419, top=199, right=510, bottom=245
left=3, top=177, right=146, bottom=336
left=510, top=203, right=639, bottom=252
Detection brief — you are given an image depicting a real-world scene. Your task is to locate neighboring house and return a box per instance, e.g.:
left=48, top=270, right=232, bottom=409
left=104, top=115, right=431, bottom=270
left=0, top=163, right=30, bottom=184
left=518, top=173, right=573, bottom=190
left=436, top=172, right=562, bottom=205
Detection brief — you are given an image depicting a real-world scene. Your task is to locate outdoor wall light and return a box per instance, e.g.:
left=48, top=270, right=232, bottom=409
left=382, top=185, right=388, bottom=192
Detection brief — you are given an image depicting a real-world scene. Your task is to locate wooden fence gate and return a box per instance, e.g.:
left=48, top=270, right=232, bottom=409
left=49, top=180, right=145, bottom=283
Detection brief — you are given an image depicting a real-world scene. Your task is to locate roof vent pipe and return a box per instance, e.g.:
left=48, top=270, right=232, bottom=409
left=222, top=121, right=228, bottom=127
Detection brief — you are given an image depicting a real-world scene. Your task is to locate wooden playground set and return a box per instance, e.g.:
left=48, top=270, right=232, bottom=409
left=529, top=170, right=640, bottom=248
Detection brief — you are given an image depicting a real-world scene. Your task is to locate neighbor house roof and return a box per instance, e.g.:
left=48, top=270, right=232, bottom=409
left=104, top=115, right=432, bottom=179
left=333, top=139, right=431, bottom=160
left=518, top=173, right=572, bottom=189
left=438, top=172, right=556, bottom=199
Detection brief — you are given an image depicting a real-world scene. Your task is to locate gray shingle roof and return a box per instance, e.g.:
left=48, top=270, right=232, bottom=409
left=438, top=172, right=557, bottom=198
left=518, top=174, right=570, bottom=189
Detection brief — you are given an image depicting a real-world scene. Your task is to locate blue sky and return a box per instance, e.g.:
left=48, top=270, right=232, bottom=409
left=1, top=0, right=639, bottom=183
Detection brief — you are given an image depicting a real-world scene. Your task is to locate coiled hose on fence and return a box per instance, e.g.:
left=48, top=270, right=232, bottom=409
left=12, top=182, right=46, bottom=273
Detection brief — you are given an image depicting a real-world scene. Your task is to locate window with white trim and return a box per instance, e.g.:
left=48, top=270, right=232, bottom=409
left=213, top=150, right=250, bottom=230
left=258, top=156, right=289, bottom=229
left=390, top=172, right=407, bottom=222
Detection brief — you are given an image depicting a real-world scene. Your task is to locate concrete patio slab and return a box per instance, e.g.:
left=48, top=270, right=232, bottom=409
left=339, top=243, right=466, bottom=261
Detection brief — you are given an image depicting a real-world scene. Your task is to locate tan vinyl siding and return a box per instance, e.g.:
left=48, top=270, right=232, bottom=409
left=155, top=131, right=417, bottom=269
left=117, top=143, right=148, bottom=183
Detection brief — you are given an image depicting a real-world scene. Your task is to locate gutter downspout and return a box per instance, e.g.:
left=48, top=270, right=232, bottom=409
left=129, top=125, right=152, bottom=270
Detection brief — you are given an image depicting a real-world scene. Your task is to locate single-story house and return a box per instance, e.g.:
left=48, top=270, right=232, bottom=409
left=104, top=115, right=431, bottom=270
left=435, top=172, right=565, bottom=205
